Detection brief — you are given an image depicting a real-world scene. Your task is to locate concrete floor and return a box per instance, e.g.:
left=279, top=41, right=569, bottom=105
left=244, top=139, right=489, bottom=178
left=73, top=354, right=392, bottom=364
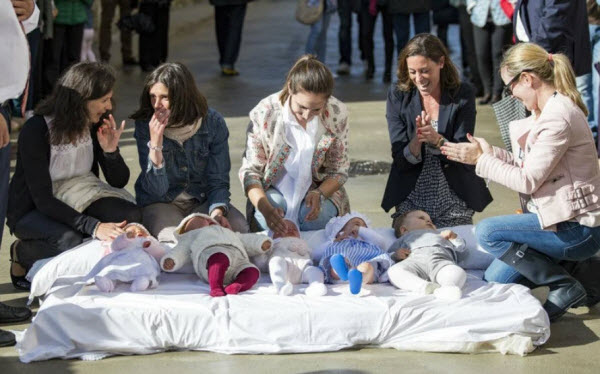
left=1, top=0, right=599, bottom=372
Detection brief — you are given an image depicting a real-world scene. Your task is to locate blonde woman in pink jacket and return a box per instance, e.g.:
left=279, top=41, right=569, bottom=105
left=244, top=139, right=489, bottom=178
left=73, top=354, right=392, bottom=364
left=441, top=42, right=600, bottom=321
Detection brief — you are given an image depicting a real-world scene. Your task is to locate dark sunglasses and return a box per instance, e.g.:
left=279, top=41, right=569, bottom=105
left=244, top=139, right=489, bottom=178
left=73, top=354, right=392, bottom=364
left=503, top=69, right=532, bottom=97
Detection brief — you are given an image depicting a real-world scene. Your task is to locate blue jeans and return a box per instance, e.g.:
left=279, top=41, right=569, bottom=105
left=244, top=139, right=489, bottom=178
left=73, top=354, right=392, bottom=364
left=254, top=188, right=338, bottom=231
left=476, top=213, right=600, bottom=283
left=392, top=12, right=431, bottom=53
left=576, top=24, right=600, bottom=136
left=306, top=10, right=333, bottom=63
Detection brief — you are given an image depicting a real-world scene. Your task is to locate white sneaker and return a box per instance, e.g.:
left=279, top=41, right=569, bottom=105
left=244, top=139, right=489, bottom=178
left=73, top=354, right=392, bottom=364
left=337, top=62, right=350, bottom=75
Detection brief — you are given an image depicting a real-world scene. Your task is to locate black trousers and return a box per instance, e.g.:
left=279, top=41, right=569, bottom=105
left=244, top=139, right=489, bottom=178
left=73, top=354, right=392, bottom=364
left=43, top=23, right=84, bottom=95
left=457, top=5, right=483, bottom=94
left=473, top=22, right=512, bottom=97
left=214, top=4, right=247, bottom=67
left=14, top=197, right=142, bottom=270
left=360, top=1, right=394, bottom=74
left=139, top=2, right=170, bottom=69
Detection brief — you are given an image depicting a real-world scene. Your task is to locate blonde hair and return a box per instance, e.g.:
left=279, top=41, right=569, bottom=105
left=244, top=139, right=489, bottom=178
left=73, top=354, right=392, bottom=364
left=279, top=55, right=334, bottom=105
left=396, top=33, right=461, bottom=93
left=501, top=43, right=588, bottom=116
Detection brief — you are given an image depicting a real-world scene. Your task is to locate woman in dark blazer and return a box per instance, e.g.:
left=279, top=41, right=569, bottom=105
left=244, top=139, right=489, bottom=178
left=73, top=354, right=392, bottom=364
left=381, top=34, right=492, bottom=228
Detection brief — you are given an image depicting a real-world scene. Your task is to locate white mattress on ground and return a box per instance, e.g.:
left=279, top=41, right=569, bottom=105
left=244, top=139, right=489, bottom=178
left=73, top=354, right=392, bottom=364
left=15, top=272, right=550, bottom=362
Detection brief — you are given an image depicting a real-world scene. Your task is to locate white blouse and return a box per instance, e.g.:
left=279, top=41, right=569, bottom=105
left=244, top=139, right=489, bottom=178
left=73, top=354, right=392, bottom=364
left=47, top=117, right=94, bottom=182
left=273, top=99, right=320, bottom=225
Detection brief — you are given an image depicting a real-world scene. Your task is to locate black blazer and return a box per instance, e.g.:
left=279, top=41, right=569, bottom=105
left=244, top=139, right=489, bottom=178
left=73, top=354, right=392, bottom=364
left=513, top=0, right=591, bottom=76
left=381, top=83, right=492, bottom=213
left=7, top=116, right=131, bottom=235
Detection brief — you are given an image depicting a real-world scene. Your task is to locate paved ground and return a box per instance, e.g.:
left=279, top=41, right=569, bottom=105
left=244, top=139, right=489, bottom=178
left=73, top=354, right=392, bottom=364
left=1, top=0, right=599, bottom=372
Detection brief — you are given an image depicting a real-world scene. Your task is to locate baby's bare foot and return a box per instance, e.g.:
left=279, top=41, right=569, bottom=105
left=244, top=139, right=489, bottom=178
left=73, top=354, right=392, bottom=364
left=356, top=262, right=374, bottom=284
left=163, top=258, right=175, bottom=270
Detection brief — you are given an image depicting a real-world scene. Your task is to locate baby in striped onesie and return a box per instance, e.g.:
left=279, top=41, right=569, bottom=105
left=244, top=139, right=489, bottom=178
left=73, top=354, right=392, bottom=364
left=317, top=212, right=394, bottom=294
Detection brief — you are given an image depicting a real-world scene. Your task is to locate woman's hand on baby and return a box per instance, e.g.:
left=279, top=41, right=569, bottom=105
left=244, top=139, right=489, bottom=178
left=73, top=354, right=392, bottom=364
left=440, top=230, right=457, bottom=240
left=96, top=220, right=127, bottom=241
left=210, top=208, right=232, bottom=230
left=393, top=248, right=411, bottom=261
left=163, top=258, right=175, bottom=271
left=264, top=206, right=286, bottom=235
left=304, top=190, right=322, bottom=221
left=441, top=133, right=492, bottom=165
left=97, top=114, right=125, bottom=153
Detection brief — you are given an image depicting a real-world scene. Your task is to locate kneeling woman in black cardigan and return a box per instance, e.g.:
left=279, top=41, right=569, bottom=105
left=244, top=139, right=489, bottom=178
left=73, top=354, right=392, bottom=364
left=7, top=62, right=141, bottom=290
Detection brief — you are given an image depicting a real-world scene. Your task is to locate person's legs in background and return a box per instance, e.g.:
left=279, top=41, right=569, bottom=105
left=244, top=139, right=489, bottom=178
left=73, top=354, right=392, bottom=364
left=446, top=23, right=463, bottom=78
left=392, top=13, right=410, bottom=55
left=81, top=27, right=96, bottom=62
left=457, top=4, right=483, bottom=96
left=306, top=10, right=332, bottom=63
left=337, top=0, right=353, bottom=74
left=214, top=5, right=228, bottom=69
left=359, top=1, right=376, bottom=79
left=473, top=22, right=492, bottom=104
left=221, top=4, right=247, bottom=74
left=44, top=23, right=66, bottom=94
left=490, top=23, right=512, bottom=103
left=412, top=11, right=431, bottom=35
left=63, top=24, right=85, bottom=73
left=99, top=0, right=117, bottom=62
left=158, top=4, right=170, bottom=64
left=118, top=0, right=135, bottom=65
left=577, top=24, right=600, bottom=142
left=380, top=4, right=394, bottom=83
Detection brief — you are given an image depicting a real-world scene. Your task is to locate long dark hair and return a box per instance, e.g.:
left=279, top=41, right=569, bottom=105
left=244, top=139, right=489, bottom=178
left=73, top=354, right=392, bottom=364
left=396, top=33, right=461, bottom=94
left=130, top=63, right=208, bottom=128
left=279, top=55, right=334, bottom=105
left=35, top=62, right=116, bottom=145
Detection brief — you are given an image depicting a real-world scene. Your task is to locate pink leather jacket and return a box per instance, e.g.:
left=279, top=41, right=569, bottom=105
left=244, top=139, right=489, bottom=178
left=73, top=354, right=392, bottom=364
left=476, top=93, right=600, bottom=229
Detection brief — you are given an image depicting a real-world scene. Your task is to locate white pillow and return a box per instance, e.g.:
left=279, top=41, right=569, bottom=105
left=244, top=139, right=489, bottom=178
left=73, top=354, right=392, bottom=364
left=28, top=239, right=108, bottom=302
left=27, top=239, right=186, bottom=303
left=300, top=225, right=494, bottom=270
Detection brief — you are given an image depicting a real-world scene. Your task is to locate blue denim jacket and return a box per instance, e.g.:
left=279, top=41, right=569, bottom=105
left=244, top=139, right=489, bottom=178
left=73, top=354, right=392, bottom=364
left=134, top=108, right=231, bottom=214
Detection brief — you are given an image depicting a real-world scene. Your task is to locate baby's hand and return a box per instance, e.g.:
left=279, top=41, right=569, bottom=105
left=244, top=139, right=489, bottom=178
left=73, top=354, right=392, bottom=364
left=393, top=248, right=411, bottom=261
left=163, top=258, right=175, bottom=271
left=261, top=239, right=272, bottom=251
left=440, top=230, right=457, bottom=240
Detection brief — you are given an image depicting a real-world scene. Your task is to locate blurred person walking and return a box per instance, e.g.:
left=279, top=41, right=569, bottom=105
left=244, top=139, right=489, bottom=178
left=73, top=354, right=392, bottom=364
left=467, top=0, right=512, bottom=105
left=99, top=0, right=137, bottom=65
left=211, top=0, right=253, bottom=76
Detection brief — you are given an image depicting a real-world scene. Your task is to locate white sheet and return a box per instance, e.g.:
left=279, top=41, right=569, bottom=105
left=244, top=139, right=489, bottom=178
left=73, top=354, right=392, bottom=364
left=16, top=273, right=550, bottom=362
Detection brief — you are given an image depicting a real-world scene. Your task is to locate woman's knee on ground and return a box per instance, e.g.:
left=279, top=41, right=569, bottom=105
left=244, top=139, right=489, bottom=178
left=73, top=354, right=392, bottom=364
left=51, top=230, right=84, bottom=252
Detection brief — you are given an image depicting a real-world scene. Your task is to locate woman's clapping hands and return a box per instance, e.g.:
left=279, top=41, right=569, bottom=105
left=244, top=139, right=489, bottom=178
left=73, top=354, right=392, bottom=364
left=441, top=133, right=493, bottom=165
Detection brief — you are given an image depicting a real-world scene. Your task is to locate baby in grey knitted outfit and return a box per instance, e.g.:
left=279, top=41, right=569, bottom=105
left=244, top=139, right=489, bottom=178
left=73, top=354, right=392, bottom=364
left=388, top=210, right=467, bottom=300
